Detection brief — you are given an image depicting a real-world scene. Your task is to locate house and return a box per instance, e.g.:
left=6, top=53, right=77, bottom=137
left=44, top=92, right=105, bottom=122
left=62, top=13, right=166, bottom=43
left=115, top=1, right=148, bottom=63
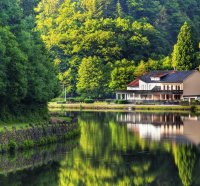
left=116, top=70, right=200, bottom=103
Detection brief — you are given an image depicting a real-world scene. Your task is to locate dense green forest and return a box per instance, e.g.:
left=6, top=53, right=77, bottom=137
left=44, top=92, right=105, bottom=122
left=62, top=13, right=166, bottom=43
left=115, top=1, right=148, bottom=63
left=0, top=0, right=59, bottom=115
left=2, top=0, right=200, bottom=101
left=35, top=0, right=200, bottom=98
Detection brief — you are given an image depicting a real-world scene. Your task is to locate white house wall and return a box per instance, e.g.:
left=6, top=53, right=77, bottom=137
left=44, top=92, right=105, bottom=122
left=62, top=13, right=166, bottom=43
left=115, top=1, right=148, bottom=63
left=127, top=86, right=140, bottom=90
left=139, top=80, right=161, bottom=90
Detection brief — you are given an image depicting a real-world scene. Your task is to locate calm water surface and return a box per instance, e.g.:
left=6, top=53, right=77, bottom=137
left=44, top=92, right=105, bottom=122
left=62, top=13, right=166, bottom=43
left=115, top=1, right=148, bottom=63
left=0, top=111, right=200, bottom=186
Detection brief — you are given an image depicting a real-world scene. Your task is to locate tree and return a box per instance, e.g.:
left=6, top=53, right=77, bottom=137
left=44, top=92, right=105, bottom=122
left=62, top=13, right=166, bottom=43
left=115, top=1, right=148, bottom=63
left=109, top=59, right=135, bottom=90
left=77, top=56, right=109, bottom=98
left=0, top=0, right=60, bottom=115
left=115, top=0, right=123, bottom=18
left=172, top=22, right=195, bottom=70
left=134, top=61, right=147, bottom=77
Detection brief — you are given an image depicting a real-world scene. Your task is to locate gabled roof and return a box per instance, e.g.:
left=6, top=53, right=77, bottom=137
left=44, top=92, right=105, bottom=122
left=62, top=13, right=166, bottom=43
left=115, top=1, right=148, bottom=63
left=128, top=78, right=139, bottom=87
left=139, top=70, right=194, bottom=83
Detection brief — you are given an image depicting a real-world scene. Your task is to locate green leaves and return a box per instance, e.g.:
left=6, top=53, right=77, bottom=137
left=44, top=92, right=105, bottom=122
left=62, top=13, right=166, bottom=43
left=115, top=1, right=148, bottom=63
left=77, top=56, right=109, bottom=98
left=172, top=22, right=195, bottom=70
left=35, top=0, right=200, bottom=98
left=0, top=0, right=60, bottom=109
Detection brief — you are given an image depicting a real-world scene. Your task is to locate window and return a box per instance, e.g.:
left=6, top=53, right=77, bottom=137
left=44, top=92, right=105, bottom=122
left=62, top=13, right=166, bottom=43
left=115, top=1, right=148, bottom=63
left=167, top=85, right=169, bottom=90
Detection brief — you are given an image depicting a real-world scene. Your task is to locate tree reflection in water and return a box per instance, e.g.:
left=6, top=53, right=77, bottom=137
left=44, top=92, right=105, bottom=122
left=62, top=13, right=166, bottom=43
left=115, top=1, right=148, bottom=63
left=58, top=112, right=200, bottom=186
left=0, top=112, right=200, bottom=186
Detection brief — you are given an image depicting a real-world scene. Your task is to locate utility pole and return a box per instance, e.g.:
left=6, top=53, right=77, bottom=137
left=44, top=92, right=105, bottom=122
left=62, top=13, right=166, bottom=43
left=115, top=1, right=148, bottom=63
left=63, top=84, right=67, bottom=102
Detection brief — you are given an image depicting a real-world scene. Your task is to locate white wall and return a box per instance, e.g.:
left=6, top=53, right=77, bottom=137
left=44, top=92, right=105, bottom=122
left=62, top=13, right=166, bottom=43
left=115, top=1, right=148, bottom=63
left=127, top=80, right=163, bottom=91
left=139, top=80, right=161, bottom=90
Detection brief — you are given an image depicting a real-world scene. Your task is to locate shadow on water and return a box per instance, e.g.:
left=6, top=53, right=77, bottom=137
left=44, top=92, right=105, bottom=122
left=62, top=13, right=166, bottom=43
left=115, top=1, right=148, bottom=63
left=1, top=111, right=200, bottom=186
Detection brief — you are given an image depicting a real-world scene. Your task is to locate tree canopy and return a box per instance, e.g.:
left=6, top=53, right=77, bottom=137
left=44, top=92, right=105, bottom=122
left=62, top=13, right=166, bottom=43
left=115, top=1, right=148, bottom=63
left=31, top=0, right=200, bottom=98
left=0, top=0, right=60, bottom=113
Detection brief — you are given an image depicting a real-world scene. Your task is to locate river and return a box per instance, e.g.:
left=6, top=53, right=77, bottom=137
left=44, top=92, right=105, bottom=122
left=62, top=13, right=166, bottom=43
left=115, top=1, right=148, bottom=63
left=0, top=111, right=200, bottom=186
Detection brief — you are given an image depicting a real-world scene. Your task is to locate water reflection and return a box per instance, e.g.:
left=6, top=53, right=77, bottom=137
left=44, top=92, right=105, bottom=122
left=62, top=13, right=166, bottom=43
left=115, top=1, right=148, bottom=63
left=0, top=140, right=79, bottom=186
left=117, top=112, right=200, bottom=145
left=0, top=112, right=200, bottom=186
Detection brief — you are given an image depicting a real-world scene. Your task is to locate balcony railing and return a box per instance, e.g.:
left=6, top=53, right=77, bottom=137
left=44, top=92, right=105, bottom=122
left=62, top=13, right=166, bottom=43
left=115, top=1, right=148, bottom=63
left=116, top=90, right=183, bottom=94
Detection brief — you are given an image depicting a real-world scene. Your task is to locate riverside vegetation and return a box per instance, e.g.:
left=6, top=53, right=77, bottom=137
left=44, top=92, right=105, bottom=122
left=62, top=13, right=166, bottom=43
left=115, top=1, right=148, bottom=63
left=0, top=119, right=80, bottom=153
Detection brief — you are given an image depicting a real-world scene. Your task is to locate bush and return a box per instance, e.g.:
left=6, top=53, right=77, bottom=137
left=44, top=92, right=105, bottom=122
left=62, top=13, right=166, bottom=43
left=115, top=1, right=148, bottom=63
left=191, top=100, right=200, bottom=105
left=64, top=128, right=81, bottom=139
left=21, top=140, right=34, bottom=150
left=47, top=135, right=57, bottom=143
left=84, top=99, right=94, bottom=103
left=105, top=99, right=115, bottom=104
left=66, top=98, right=75, bottom=103
left=115, top=100, right=128, bottom=104
left=8, top=140, right=17, bottom=151
left=180, top=101, right=189, bottom=106
left=190, top=105, right=197, bottom=113
left=74, top=97, right=85, bottom=103
left=51, top=97, right=65, bottom=102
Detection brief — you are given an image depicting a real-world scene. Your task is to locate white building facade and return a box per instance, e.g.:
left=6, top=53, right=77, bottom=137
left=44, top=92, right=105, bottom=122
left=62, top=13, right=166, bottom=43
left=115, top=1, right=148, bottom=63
left=116, top=70, right=200, bottom=103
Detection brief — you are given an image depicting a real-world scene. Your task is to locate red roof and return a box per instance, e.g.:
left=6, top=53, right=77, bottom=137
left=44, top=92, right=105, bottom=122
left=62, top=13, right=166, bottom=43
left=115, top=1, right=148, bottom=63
left=128, top=78, right=139, bottom=87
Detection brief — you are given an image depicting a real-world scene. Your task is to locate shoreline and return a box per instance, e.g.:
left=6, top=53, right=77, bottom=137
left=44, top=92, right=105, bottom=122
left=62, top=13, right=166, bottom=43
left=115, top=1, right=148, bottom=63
left=0, top=122, right=80, bottom=153
left=48, top=102, right=200, bottom=112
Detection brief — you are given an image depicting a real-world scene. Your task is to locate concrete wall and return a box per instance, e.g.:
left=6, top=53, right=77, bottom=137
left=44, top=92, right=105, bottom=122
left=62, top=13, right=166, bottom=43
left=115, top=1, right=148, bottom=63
left=183, top=71, right=200, bottom=96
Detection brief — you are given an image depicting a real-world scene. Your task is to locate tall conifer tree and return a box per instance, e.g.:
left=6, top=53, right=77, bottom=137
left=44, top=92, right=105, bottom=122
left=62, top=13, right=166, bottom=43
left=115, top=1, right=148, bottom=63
left=172, top=22, right=195, bottom=70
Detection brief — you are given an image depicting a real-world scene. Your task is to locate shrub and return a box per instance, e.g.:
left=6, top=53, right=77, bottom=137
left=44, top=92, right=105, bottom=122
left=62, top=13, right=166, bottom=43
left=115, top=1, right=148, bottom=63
left=84, top=99, right=94, bottom=103
left=64, top=128, right=81, bottom=139
left=180, top=101, right=189, bottom=106
left=191, top=100, right=200, bottom=105
left=74, top=97, right=85, bottom=103
left=191, top=105, right=197, bottom=113
left=47, top=135, right=57, bottom=143
left=51, top=97, right=65, bottom=102
left=8, top=140, right=17, bottom=151
left=66, top=98, right=75, bottom=103
left=21, top=140, right=34, bottom=150
left=115, top=100, right=128, bottom=104
left=105, top=99, right=114, bottom=104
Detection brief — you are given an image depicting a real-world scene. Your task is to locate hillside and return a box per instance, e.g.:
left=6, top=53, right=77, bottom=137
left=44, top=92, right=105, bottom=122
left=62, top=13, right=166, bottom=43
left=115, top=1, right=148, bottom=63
left=10, top=0, right=200, bottom=98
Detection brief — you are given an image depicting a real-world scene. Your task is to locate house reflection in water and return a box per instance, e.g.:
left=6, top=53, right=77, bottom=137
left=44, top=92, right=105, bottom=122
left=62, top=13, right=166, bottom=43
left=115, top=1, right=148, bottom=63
left=117, top=113, right=200, bottom=145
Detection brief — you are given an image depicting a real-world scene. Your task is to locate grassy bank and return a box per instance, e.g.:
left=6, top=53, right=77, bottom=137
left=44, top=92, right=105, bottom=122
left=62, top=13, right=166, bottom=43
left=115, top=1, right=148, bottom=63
left=0, top=121, right=80, bottom=153
left=48, top=102, right=200, bottom=112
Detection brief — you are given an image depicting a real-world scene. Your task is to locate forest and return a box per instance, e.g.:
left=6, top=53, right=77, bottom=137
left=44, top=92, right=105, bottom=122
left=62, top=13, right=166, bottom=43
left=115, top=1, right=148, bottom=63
left=2, top=0, right=200, bottom=102
left=0, top=0, right=59, bottom=115
left=35, top=0, right=200, bottom=98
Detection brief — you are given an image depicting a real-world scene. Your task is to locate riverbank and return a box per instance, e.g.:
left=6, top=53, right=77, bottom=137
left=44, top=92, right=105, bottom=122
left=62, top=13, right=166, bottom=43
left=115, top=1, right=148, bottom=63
left=48, top=102, right=200, bottom=112
left=0, top=119, right=80, bottom=153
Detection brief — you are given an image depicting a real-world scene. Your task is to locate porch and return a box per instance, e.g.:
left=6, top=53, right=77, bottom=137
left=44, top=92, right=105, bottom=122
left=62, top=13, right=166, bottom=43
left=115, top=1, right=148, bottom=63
left=116, top=90, right=182, bottom=102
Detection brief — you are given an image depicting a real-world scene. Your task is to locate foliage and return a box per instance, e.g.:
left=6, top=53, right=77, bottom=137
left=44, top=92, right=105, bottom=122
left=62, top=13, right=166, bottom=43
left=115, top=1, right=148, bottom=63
left=8, top=140, right=17, bottom=152
left=77, top=56, right=109, bottom=98
left=84, top=99, right=95, bottom=104
left=115, top=100, right=128, bottom=104
left=34, top=0, right=200, bottom=98
left=172, top=22, right=196, bottom=70
left=0, top=0, right=60, bottom=113
left=109, top=59, right=135, bottom=90
left=173, top=145, right=196, bottom=186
